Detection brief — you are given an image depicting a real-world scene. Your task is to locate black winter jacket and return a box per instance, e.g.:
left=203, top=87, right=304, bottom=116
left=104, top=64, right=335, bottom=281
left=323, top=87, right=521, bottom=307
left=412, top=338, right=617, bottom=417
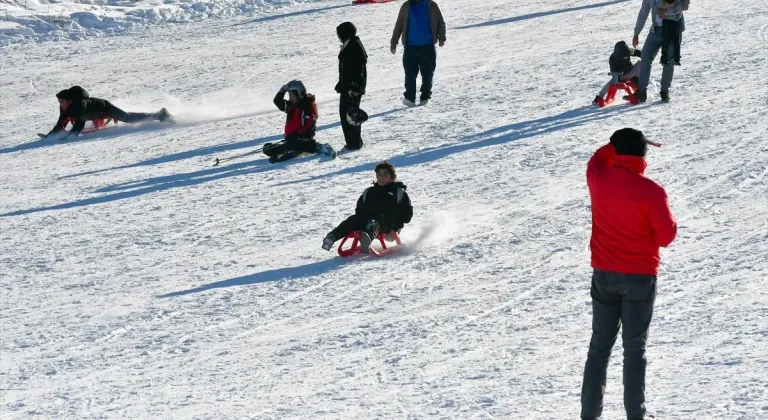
left=49, top=97, right=112, bottom=136
left=356, top=182, right=412, bottom=232
left=609, top=41, right=642, bottom=74
left=336, top=23, right=368, bottom=95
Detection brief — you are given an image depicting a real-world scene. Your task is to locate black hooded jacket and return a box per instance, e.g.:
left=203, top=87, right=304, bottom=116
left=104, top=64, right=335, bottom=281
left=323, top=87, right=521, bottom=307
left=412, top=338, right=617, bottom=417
left=356, top=182, right=412, bottom=232
left=49, top=86, right=111, bottom=136
left=335, top=22, right=368, bottom=95
left=608, top=41, right=642, bottom=74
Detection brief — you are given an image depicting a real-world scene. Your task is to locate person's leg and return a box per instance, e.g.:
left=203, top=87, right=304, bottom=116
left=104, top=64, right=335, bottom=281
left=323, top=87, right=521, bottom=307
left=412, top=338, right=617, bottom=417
left=638, top=31, right=663, bottom=94
left=330, top=214, right=369, bottom=240
left=581, top=270, right=622, bottom=420
left=418, top=46, right=437, bottom=101
left=103, top=102, right=156, bottom=123
left=340, top=94, right=363, bottom=149
left=402, top=47, right=420, bottom=102
left=618, top=274, right=657, bottom=420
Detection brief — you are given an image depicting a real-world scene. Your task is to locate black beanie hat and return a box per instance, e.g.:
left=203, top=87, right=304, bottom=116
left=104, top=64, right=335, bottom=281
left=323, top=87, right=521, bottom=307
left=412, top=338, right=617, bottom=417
left=56, top=89, right=71, bottom=100
left=610, top=128, right=648, bottom=157
left=336, top=22, right=357, bottom=41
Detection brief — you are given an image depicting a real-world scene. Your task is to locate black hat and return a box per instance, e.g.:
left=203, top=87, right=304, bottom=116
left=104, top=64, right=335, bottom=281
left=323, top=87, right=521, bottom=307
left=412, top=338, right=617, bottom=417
left=56, top=89, right=71, bottom=100
left=336, top=22, right=357, bottom=41
left=610, top=128, right=648, bottom=157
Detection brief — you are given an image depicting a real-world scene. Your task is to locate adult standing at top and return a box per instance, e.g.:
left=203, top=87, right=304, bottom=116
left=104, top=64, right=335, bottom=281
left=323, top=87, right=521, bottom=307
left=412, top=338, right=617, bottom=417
left=632, top=0, right=691, bottom=103
left=390, top=0, right=446, bottom=107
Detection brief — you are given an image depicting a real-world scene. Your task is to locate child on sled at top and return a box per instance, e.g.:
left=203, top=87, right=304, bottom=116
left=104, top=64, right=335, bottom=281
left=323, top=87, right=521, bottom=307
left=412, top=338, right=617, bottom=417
left=322, top=161, right=413, bottom=253
left=593, top=41, right=643, bottom=105
left=262, top=80, right=336, bottom=163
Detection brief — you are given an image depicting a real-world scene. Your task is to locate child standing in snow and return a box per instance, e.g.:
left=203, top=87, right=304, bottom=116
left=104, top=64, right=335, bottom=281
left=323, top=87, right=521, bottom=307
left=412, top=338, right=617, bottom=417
left=322, top=161, right=413, bottom=253
left=656, top=0, right=686, bottom=65
left=263, top=80, right=336, bottom=163
left=593, top=41, right=643, bottom=105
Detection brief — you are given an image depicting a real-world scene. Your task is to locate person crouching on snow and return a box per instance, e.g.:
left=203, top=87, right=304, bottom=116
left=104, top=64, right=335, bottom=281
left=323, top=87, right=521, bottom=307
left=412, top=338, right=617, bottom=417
left=40, top=86, right=171, bottom=140
left=322, top=161, right=413, bottom=253
left=593, top=41, right=642, bottom=105
left=262, top=80, right=336, bottom=163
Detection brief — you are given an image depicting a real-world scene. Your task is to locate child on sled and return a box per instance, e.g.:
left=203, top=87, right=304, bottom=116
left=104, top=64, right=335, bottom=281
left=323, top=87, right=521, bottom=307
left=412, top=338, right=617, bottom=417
left=263, top=80, right=336, bottom=163
left=593, top=41, right=643, bottom=105
left=322, top=161, right=413, bottom=253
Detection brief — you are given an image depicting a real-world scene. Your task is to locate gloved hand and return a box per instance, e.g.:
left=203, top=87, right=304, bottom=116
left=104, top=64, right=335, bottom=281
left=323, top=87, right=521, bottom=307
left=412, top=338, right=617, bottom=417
left=348, top=89, right=361, bottom=97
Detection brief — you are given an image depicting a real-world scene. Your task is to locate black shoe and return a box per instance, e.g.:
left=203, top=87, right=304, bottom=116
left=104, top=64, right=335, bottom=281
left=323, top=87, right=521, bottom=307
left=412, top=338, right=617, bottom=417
left=592, top=95, right=601, bottom=105
left=660, top=90, right=670, bottom=102
left=630, top=75, right=639, bottom=85
left=674, top=60, right=681, bottom=66
left=635, top=89, right=647, bottom=103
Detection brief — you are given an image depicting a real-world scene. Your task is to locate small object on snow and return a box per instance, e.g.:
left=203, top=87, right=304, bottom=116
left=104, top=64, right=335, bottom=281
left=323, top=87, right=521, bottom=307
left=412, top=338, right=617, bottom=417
left=337, top=231, right=405, bottom=257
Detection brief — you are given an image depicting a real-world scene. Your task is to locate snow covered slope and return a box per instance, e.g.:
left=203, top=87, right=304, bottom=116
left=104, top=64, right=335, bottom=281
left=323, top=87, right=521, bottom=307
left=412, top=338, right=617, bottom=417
left=1, top=0, right=766, bottom=418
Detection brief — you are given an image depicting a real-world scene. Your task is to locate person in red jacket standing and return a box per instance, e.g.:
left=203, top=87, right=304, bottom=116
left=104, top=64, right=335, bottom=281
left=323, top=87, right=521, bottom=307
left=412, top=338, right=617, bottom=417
left=581, top=128, right=677, bottom=420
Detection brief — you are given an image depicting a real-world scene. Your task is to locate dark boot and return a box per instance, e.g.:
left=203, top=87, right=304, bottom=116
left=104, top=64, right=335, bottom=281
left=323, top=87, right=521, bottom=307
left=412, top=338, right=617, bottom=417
left=660, top=90, right=670, bottom=103
left=634, top=89, right=647, bottom=103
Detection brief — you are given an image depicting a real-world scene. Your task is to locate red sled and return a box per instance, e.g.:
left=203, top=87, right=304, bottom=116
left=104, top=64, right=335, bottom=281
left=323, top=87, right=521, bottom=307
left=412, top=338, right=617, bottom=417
left=352, top=0, right=394, bottom=4
left=597, top=81, right=638, bottom=108
left=62, top=116, right=118, bottom=134
left=338, top=231, right=405, bottom=257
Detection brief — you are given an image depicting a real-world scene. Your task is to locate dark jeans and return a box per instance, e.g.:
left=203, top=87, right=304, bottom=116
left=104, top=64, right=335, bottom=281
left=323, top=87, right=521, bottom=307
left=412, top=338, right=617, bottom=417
left=403, top=45, right=436, bottom=101
left=262, top=134, right=317, bottom=157
left=104, top=102, right=157, bottom=123
left=581, top=269, right=657, bottom=420
left=339, top=94, right=363, bottom=149
left=661, top=20, right=682, bottom=65
left=331, top=213, right=395, bottom=241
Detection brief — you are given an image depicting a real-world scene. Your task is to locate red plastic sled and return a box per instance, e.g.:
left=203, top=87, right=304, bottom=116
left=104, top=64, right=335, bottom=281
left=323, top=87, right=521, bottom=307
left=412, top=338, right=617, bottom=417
left=352, top=0, right=394, bottom=4
left=597, top=81, right=638, bottom=108
left=62, top=116, right=118, bottom=134
left=338, top=231, right=405, bottom=257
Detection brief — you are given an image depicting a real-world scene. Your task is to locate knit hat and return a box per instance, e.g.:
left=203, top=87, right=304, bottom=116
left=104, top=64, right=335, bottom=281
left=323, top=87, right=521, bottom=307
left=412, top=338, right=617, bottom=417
left=610, top=128, right=649, bottom=157
left=56, top=89, right=71, bottom=100
left=336, top=22, right=357, bottom=42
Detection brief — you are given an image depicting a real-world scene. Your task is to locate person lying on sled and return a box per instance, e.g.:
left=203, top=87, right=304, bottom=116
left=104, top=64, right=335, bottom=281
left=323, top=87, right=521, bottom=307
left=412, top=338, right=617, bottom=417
left=322, top=161, right=413, bottom=253
left=262, top=80, right=336, bottom=163
left=40, top=86, right=171, bottom=140
left=592, top=41, right=642, bottom=105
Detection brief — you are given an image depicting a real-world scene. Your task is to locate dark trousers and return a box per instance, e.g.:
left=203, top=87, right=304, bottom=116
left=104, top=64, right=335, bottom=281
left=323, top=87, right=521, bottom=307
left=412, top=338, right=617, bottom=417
left=661, top=20, right=682, bottom=65
left=104, top=102, right=157, bottom=123
left=262, top=134, right=317, bottom=157
left=403, top=45, right=437, bottom=101
left=581, top=269, right=657, bottom=420
left=331, top=214, right=394, bottom=241
left=339, top=94, right=363, bottom=149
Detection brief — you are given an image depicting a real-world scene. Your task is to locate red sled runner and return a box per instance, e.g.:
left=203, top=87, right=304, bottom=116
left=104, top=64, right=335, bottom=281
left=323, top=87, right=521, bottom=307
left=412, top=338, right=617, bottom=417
left=596, top=81, right=638, bottom=108
left=62, top=116, right=118, bottom=134
left=352, top=0, right=394, bottom=4
left=337, top=231, right=405, bottom=257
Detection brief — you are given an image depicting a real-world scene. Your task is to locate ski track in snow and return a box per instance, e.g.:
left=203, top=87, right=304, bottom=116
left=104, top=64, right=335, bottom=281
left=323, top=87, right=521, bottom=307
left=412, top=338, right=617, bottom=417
left=1, top=0, right=767, bottom=418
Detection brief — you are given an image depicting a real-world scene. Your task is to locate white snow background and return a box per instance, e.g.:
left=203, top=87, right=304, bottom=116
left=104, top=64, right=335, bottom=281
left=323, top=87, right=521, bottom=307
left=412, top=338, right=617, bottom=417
left=1, top=0, right=767, bottom=418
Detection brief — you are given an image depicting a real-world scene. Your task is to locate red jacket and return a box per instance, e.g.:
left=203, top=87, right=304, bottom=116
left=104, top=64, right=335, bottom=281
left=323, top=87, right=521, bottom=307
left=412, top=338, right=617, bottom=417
left=587, top=144, right=677, bottom=275
left=273, top=92, right=316, bottom=138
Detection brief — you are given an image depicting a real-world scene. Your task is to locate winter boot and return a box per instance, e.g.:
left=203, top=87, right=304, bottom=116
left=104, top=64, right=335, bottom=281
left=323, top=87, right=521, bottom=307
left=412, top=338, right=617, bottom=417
left=359, top=231, right=372, bottom=254
left=402, top=98, right=416, bottom=107
left=419, top=99, right=429, bottom=106
left=592, top=95, right=601, bottom=105
left=156, top=107, right=171, bottom=122
left=660, top=90, right=671, bottom=103
left=322, top=233, right=335, bottom=251
left=634, top=89, right=647, bottom=103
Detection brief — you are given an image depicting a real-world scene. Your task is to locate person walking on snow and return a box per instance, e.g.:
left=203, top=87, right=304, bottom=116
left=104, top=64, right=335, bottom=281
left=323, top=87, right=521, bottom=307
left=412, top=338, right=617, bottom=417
left=632, top=0, right=690, bottom=103
left=40, top=86, right=171, bottom=140
left=390, top=0, right=446, bottom=106
left=593, top=40, right=643, bottom=105
left=335, top=21, right=368, bottom=151
left=322, top=161, right=413, bottom=253
left=262, top=80, right=336, bottom=163
left=580, top=128, right=677, bottom=420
